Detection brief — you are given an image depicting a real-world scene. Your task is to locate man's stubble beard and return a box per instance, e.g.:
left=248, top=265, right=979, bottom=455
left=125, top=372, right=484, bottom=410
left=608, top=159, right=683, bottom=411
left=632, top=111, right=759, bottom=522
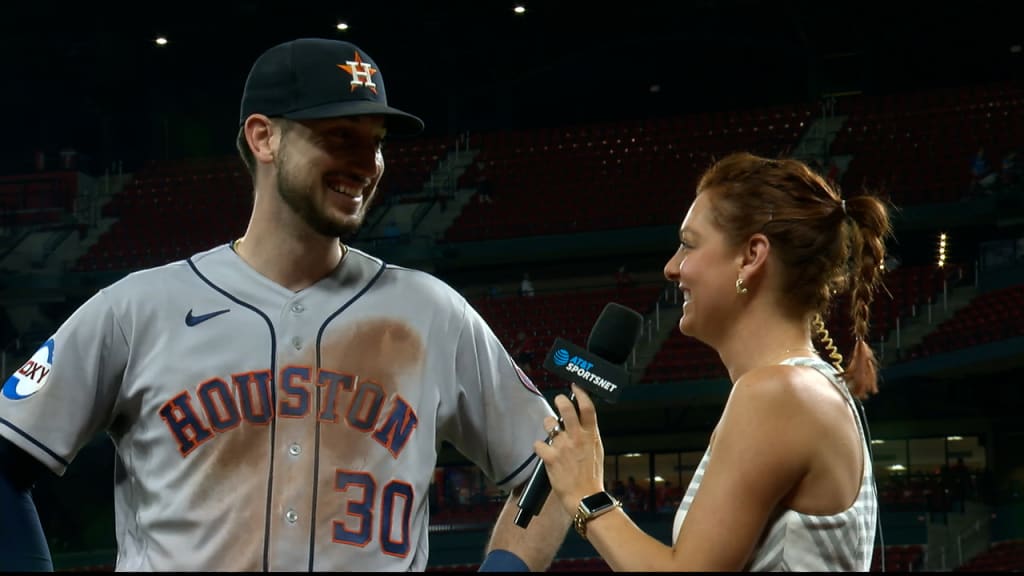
left=274, top=148, right=375, bottom=241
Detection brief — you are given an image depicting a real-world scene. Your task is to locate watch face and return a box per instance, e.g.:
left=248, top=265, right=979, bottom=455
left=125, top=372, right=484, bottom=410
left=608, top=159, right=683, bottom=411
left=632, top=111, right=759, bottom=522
left=581, top=491, right=615, bottom=514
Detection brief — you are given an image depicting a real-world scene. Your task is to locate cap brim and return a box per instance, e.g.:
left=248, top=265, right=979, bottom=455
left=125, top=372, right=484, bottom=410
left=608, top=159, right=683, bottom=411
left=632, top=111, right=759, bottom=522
left=284, top=101, right=424, bottom=136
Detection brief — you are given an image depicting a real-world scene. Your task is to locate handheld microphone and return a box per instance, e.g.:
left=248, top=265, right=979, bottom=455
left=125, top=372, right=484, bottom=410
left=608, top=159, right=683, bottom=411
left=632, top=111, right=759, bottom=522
left=513, top=302, right=644, bottom=529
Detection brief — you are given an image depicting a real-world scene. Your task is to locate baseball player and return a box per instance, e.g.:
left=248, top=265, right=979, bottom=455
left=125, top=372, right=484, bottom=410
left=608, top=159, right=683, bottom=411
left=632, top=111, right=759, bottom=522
left=0, top=38, right=570, bottom=571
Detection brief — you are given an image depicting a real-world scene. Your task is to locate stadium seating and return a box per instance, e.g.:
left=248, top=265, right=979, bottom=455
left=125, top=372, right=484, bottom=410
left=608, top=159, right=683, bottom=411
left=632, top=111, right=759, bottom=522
left=376, top=134, right=458, bottom=201
left=825, top=263, right=964, bottom=357
left=0, top=172, right=78, bottom=227
left=640, top=328, right=727, bottom=383
left=871, top=544, right=926, bottom=572
left=831, top=82, right=1024, bottom=206
left=443, top=103, right=816, bottom=242
left=909, top=283, right=1024, bottom=359
left=955, top=539, right=1024, bottom=572
left=74, top=156, right=250, bottom=272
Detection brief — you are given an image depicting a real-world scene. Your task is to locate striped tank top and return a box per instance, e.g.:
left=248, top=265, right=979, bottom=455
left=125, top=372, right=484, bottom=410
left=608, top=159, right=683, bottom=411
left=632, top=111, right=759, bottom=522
left=671, top=356, right=878, bottom=571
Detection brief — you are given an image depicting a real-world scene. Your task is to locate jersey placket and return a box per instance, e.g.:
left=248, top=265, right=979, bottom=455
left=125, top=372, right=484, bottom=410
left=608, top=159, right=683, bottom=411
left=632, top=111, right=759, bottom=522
left=267, top=297, right=319, bottom=569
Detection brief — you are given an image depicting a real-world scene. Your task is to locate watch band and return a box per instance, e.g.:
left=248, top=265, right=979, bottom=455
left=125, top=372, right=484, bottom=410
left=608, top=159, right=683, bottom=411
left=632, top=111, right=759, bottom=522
left=573, top=491, right=622, bottom=540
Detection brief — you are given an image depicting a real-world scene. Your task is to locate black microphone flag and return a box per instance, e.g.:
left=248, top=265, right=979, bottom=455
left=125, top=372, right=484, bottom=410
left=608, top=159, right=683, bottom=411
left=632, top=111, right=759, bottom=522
left=541, top=338, right=630, bottom=403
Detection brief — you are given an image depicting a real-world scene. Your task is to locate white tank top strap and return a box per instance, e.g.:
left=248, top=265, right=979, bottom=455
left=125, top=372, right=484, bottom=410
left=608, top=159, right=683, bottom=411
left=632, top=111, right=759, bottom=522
left=779, top=356, right=857, bottom=412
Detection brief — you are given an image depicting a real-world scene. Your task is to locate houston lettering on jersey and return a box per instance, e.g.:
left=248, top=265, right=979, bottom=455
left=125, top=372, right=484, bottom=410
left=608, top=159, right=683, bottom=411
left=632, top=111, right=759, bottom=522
left=158, top=365, right=418, bottom=458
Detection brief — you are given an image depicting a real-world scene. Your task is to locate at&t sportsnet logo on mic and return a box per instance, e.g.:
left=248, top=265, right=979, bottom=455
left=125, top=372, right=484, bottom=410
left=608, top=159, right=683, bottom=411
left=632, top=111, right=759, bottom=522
left=546, top=341, right=622, bottom=398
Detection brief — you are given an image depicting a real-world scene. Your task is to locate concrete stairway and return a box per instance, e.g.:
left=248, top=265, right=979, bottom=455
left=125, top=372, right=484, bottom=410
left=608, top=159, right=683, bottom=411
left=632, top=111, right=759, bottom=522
left=878, top=280, right=978, bottom=365
left=627, top=285, right=683, bottom=382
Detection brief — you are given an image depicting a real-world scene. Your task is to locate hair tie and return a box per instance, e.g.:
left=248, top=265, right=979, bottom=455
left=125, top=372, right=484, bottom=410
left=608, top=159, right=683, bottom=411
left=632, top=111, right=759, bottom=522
left=841, top=199, right=847, bottom=215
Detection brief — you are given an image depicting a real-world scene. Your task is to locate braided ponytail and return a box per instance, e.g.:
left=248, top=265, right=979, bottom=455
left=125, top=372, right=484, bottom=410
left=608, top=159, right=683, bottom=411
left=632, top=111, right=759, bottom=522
left=840, top=195, right=892, bottom=400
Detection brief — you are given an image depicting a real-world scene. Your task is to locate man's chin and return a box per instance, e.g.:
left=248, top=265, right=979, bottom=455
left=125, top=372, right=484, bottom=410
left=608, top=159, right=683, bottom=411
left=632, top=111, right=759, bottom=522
left=324, top=215, right=364, bottom=241
left=335, top=225, right=359, bottom=242
left=326, top=201, right=372, bottom=238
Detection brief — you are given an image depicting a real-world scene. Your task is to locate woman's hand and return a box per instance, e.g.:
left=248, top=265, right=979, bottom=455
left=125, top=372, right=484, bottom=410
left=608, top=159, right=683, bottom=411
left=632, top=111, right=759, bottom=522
left=533, top=383, right=606, bottom=516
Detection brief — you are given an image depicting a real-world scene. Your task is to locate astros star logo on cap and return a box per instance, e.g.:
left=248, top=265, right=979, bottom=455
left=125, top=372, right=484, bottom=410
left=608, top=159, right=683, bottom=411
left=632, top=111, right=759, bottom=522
left=337, top=51, right=378, bottom=94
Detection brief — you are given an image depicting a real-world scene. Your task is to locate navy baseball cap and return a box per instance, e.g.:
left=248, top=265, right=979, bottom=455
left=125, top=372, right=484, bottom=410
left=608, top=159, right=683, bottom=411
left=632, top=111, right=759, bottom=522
left=239, top=38, right=424, bottom=135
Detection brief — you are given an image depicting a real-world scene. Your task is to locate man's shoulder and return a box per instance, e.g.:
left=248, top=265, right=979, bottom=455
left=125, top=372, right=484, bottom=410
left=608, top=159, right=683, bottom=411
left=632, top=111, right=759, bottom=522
left=348, top=248, right=464, bottom=299
left=98, top=245, right=236, bottom=302
left=104, top=258, right=193, bottom=293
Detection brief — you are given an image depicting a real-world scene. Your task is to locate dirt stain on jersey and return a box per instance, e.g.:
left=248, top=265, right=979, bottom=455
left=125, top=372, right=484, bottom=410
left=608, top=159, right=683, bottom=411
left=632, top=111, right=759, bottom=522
left=313, top=318, right=425, bottom=552
left=186, top=421, right=270, bottom=569
left=319, top=318, right=424, bottom=394
left=316, top=318, right=424, bottom=455
left=322, top=319, right=423, bottom=376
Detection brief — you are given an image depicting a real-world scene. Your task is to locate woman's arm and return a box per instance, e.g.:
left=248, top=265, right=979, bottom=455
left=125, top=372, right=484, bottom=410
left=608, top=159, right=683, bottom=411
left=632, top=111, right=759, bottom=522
left=539, top=369, right=816, bottom=571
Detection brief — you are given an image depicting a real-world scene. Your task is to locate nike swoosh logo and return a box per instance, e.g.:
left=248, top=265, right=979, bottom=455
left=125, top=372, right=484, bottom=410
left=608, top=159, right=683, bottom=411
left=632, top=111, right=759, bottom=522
left=185, top=309, right=230, bottom=327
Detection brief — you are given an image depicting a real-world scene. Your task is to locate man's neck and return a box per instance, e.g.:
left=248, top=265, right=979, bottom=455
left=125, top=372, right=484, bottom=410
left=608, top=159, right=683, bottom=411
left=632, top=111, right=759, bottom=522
left=233, top=233, right=347, bottom=292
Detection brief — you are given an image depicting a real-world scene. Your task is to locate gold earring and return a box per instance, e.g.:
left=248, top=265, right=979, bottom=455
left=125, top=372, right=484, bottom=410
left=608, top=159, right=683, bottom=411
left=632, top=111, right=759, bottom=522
left=736, top=277, right=748, bottom=294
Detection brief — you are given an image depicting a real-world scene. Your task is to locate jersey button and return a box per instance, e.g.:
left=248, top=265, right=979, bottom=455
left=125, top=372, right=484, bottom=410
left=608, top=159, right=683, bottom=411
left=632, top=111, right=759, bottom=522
left=291, top=337, right=302, bottom=350
left=285, top=509, right=298, bottom=524
left=289, top=443, right=302, bottom=456
left=291, top=303, right=304, bottom=314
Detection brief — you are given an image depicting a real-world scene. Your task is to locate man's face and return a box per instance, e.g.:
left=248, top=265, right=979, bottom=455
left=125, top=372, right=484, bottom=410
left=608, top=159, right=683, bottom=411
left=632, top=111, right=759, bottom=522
left=273, top=116, right=387, bottom=239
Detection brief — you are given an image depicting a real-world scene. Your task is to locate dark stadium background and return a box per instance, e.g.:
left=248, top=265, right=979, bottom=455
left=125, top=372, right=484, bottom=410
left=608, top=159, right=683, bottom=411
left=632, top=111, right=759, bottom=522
left=2, top=1, right=1022, bottom=571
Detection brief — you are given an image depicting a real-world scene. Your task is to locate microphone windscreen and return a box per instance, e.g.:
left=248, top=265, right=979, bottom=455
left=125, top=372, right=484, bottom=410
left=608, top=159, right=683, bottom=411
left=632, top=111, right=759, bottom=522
left=586, top=303, right=644, bottom=365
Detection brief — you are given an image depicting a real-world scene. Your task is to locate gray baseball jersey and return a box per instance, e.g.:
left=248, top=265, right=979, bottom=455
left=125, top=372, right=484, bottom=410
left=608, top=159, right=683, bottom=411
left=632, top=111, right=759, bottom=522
left=0, top=244, right=554, bottom=571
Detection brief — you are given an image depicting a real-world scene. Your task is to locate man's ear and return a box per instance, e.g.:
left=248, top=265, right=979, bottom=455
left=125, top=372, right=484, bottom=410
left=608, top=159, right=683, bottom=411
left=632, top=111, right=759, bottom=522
left=244, top=114, right=276, bottom=164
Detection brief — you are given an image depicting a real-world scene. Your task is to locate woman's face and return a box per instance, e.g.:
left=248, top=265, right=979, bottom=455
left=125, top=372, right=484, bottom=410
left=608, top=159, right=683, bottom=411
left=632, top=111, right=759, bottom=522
left=663, top=193, right=743, bottom=344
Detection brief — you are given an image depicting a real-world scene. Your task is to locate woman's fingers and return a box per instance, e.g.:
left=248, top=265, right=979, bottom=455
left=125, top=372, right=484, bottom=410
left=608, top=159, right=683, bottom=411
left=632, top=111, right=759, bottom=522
left=553, top=393, right=578, bottom=432
left=570, top=384, right=599, bottom=432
